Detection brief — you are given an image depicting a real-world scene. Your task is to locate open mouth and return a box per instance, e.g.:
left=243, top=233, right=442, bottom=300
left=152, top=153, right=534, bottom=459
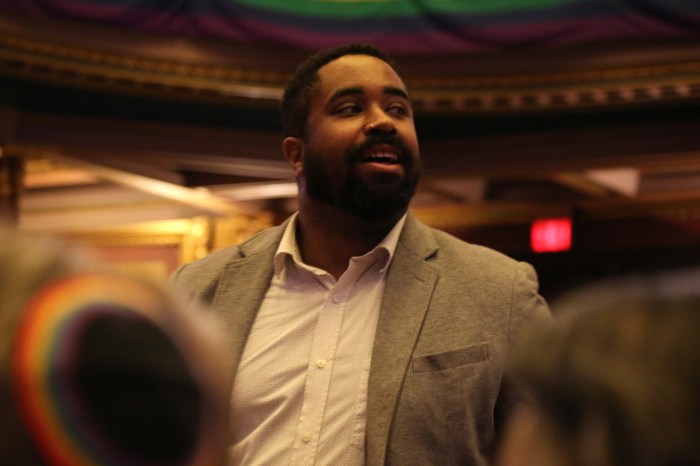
left=363, top=152, right=399, bottom=164
left=362, top=145, right=401, bottom=165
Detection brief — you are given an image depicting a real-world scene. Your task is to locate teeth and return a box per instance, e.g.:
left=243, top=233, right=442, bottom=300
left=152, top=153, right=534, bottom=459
left=365, top=152, right=398, bottom=163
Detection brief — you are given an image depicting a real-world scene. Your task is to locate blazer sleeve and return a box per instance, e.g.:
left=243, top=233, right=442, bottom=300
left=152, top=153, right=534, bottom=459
left=494, top=261, right=551, bottom=434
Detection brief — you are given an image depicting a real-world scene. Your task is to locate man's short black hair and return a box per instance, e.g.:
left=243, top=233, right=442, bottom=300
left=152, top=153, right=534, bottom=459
left=281, top=44, right=397, bottom=138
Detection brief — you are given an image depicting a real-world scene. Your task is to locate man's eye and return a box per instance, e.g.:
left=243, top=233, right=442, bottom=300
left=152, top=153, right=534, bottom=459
left=337, top=104, right=361, bottom=115
left=388, top=104, right=409, bottom=116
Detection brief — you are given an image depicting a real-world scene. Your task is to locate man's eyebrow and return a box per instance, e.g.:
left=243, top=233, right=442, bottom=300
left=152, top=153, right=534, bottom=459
left=328, top=87, right=363, bottom=103
left=384, top=86, right=410, bottom=100
left=327, top=86, right=410, bottom=104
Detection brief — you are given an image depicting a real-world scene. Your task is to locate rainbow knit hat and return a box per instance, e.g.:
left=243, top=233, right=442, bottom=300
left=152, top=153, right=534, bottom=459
left=1, top=230, right=229, bottom=466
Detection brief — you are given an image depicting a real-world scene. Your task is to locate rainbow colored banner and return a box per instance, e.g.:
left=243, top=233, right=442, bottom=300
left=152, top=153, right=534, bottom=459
left=1, top=0, right=699, bottom=53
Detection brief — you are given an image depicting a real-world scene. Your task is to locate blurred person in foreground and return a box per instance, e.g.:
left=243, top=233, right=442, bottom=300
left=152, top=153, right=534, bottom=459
left=171, top=43, right=551, bottom=465
left=0, top=225, right=232, bottom=466
left=497, top=268, right=700, bottom=466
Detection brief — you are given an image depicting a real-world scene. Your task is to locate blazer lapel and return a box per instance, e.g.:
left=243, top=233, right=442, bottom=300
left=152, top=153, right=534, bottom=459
left=366, top=215, right=439, bottom=466
left=210, top=223, right=286, bottom=376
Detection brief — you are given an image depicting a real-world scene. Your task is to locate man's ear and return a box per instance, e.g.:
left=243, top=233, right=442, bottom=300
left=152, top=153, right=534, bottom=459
left=283, top=137, right=304, bottom=176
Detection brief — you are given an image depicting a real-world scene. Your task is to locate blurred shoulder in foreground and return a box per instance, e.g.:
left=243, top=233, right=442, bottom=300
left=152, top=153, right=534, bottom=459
left=498, top=267, right=700, bottom=466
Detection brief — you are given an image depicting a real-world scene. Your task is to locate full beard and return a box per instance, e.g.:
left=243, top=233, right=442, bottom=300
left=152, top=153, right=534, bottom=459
left=302, top=134, right=421, bottom=222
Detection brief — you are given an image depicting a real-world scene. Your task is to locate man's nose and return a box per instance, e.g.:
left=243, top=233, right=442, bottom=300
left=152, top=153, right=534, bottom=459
left=363, top=118, right=396, bottom=134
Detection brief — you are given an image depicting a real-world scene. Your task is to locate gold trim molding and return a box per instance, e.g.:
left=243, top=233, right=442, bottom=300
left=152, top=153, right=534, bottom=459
left=2, top=15, right=700, bottom=113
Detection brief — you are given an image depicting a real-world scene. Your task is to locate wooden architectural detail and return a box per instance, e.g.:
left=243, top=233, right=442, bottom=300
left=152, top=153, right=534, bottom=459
left=0, top=148, right=23, bottom=223
left=2, top=15, right=700, bottom=113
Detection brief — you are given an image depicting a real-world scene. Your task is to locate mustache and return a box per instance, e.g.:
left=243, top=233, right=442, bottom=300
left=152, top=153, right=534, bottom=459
left=346, top=133, right=414, bottom=163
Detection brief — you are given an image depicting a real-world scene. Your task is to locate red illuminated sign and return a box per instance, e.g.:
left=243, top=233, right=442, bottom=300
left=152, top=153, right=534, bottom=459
left=531, top=218, right=572, bottom=253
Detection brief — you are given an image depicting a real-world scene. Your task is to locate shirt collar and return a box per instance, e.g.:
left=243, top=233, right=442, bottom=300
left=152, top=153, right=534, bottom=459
left=274, top=212, right=407, bottom=276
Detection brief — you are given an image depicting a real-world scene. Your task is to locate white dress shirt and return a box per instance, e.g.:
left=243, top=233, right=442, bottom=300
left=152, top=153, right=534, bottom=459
left=230, top=213, right=406, bottom=465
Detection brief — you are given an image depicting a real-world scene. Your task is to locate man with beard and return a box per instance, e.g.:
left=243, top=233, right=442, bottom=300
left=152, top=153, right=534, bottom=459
left=171, top=44, right=551, bottom=466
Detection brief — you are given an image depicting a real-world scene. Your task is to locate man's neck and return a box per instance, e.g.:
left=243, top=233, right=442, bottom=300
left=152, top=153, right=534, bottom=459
left=295, top=201, right=403, bottom=280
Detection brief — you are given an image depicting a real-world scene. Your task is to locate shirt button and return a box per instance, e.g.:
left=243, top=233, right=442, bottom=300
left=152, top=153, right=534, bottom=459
left=301, top=433, right=312, bottom=443
left=316, top=359, right=327, bottom=368
left=332, top=293, right=343, bottom=303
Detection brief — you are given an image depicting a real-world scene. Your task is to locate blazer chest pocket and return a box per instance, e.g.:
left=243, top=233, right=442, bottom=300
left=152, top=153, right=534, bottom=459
left=412, top=343, right=489, bottom=373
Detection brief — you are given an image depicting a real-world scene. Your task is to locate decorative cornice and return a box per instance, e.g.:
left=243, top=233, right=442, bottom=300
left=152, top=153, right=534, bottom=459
left=0, top=30, right=286, bottom=105
left=408, top=61, right=700, bottom=113
left=1, top=17, right=700, bottom=113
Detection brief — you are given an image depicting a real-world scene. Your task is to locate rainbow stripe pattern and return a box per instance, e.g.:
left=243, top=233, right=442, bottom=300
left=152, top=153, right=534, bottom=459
left=11, top=273, right=166, bottom=466
left=0, top=0, right=699, bottom=54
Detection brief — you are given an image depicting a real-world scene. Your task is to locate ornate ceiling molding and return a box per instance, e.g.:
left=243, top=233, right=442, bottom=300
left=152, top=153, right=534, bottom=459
left=2, top=14, right=700, bottom=114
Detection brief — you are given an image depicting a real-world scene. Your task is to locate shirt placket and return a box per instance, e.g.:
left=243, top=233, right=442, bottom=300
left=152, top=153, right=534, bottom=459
left=290, top=277, right=349, bottom=465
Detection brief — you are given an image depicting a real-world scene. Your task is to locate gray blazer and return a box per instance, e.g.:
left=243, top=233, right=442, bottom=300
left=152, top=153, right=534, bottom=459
left=172, top=212, right=551, bottom=465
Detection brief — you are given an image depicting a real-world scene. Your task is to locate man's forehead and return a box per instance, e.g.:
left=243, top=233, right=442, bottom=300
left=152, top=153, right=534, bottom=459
left=317, top=54, right=407, bottom=95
